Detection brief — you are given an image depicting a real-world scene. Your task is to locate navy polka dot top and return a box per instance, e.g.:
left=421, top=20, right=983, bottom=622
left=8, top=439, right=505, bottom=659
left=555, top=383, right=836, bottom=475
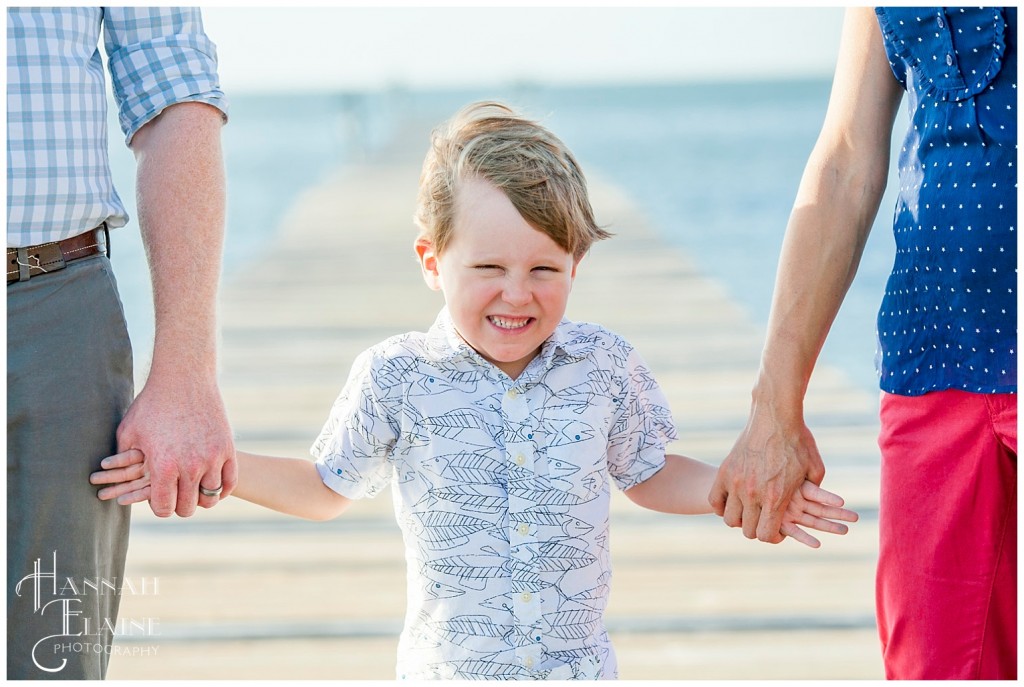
left=874, top=7, right=1016, bottom=395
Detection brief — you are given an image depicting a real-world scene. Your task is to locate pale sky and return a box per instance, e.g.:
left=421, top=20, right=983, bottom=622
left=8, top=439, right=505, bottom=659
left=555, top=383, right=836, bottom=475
left=201, top=7, right=847, bottom=93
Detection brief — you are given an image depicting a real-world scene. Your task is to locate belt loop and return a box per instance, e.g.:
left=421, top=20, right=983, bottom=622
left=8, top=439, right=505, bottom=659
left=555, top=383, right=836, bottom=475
left=16, top=247, right=30, bottom=282
left=101, top=223, right=110, bottom=259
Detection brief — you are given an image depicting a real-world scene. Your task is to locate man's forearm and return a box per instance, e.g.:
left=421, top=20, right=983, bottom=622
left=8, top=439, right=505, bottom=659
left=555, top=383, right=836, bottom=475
left=132, top=101, right=226, bottom=380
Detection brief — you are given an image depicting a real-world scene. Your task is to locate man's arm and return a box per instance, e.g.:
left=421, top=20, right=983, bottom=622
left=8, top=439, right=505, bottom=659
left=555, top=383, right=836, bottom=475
left=114, top=101, right=236, bottom=518
left=708, top=8, right=904, bottom=543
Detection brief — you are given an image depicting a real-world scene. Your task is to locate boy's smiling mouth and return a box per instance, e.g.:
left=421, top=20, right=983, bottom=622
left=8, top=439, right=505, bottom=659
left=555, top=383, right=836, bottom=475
left=488, top=315, right=533, bottom=331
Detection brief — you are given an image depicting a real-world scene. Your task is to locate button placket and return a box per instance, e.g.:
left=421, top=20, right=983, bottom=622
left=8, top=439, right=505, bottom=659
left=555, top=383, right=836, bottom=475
left=517, top=636, right=544, bottom=674
left=503, top=383, right=546, bottom=669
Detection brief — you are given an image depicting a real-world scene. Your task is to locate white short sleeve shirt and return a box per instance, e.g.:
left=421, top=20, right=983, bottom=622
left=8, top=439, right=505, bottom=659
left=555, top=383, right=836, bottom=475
left=312, top=309, right=676, bottom=680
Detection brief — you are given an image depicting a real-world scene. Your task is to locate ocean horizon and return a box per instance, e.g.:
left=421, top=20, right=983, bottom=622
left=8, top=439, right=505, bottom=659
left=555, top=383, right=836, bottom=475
left=107, top=79, right=897, bottom=395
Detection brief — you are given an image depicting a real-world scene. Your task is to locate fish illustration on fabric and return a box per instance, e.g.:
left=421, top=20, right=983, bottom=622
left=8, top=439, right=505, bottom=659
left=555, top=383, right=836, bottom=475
left=444, top=368, right=489, bottom=394
left=438, top=450, right=507, bottom=485
left=480, top=592, right=514, bottom=614
left=421, top=573, right=467, bottom=601
left=427, top=550, right=509, bottom=591
left=319, top=447, right=375, bottom=490
left=406, top=369, right=468, bottom=398
left=415, top=483, right=508, bottom=515
left=410, top=510, right=497, bottom=550
left=541, top=607, right=604, bottom=641
left=575, top=469, right=608, bottom=497
left=544, top=649, right=606, bottom=680
left=629, top=365, right=661, bottom=394
left=558, top=570, right=612, bottom=611
left=545, top=456, right=581, bottom=480
left=514, top=509, right=594, bottom=539
left=440, top=658, right=533, bottom=679
left=426, top=614, right=513, bottom=648
left=542, top=370, right=615, bottom=415
left=509, top=474, right=600, bottom=507
left=422, top=408, right=494, bottom=446
left=543, top=419, right=597, bottom=447
left=371, top=353, right=421, bottom=393
left=506, top=568, right=558, bottom=596
left=393, top=403, right=431, bottom=455
left=510, top=540, right=597, bottom=573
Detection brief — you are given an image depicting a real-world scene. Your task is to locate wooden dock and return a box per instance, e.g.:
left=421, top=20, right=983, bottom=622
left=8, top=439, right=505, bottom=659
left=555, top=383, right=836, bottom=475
left=106, top=127, right=884, bottom=680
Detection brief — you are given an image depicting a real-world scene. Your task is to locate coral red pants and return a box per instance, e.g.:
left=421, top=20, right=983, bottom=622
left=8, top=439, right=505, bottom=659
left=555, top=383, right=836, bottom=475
left=877, top=390, right=1017, bottom=679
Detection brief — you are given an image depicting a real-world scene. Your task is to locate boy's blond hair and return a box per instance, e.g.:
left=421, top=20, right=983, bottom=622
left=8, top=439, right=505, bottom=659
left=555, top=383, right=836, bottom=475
left=414, top=101, right=610, bottom=260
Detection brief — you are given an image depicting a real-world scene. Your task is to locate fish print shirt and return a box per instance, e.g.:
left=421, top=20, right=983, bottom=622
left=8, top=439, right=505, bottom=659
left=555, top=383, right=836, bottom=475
left=312, top=308, right=676, bottom=680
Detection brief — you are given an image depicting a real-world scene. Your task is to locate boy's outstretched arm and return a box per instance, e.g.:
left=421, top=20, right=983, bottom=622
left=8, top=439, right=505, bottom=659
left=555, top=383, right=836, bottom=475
left=91, top=449, right=352, bottom=521
left=624, top=454, right=858, bottom=548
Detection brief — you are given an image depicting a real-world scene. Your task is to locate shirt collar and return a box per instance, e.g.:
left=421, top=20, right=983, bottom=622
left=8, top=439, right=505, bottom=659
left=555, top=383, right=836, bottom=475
left=424, top=307, right=596, bottom=378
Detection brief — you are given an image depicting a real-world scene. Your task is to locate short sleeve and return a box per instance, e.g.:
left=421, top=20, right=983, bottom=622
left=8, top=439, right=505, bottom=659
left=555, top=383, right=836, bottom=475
left=875, top=7, right=1008, bottom=101
left=311, top=348, right=400, bottom=500
left=604, top=339, right=677, bottom=491
left=102, top=7, right=228, bottom=144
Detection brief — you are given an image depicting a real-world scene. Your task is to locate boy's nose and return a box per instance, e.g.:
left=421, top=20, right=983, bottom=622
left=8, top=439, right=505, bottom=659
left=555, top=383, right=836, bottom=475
left=501, top=277, right=532, bottom=306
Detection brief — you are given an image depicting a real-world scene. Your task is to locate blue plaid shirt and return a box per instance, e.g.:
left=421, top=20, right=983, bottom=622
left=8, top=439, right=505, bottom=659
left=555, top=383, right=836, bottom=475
left=6, top=7, right=228, bottom=247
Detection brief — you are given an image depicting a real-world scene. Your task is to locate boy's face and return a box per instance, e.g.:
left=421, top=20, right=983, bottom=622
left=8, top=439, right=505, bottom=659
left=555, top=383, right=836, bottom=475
left=416, top=177, right=579, bottom=380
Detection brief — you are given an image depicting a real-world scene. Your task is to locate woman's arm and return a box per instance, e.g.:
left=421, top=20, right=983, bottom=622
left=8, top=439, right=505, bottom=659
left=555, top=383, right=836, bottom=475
left=708, top=7, right=905, bottom=543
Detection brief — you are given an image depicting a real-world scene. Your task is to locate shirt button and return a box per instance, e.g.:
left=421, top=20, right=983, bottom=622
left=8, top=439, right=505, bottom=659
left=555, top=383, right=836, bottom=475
left=937, top=15, right=944, bottom=29
left=521, top=592, right=532, bottom=602
left=515, top=454, right=526, bottom=466
left=507, top=389, right=519, bottom=398
left=945, top=53, right=954, bottom=67
left=524, top=657, right=534, bottom=669
left=517, top=523, right=529, bottom=536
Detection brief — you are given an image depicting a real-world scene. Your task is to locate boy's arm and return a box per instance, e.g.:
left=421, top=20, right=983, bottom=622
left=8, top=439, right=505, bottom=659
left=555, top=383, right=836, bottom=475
left=232, top=450, right=352, bottom=521
left=625, top=454, right=858, bottom=548
left=91, top=449, right=352, bottom=521
left=623, top=454, right=717, bottom=515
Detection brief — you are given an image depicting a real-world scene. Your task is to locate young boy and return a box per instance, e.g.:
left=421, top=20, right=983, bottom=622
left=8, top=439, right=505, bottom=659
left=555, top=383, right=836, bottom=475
left=92, top=102, right=857, bottom=680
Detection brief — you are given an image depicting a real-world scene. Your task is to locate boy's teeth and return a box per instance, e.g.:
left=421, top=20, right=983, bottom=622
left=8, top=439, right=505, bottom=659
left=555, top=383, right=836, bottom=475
left=490, top=316, right=529, bottom=330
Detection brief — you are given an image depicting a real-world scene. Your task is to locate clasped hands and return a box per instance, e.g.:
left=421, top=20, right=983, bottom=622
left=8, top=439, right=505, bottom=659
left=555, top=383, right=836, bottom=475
left=92, top=448, right=858, bottom=548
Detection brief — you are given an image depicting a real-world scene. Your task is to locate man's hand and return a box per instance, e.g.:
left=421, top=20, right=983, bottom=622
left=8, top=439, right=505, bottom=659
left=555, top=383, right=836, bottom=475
left=116, top=372, right=236, bottom=517
left=709, top=407, right=825, bottom=543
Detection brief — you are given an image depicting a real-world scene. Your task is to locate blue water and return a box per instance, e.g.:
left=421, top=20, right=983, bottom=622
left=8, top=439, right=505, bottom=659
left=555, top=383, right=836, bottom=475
left=109, top=81, right=897, bottom=393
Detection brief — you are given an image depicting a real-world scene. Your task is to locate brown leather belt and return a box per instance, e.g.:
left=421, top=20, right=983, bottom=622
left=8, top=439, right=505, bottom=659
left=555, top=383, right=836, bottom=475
left=7, top=226, right=108, bottom=285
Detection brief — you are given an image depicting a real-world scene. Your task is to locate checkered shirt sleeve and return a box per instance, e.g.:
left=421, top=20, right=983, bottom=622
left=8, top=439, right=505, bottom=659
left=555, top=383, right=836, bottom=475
left=103, top=7, right=226, bottom=144
left=6, top=7, right=227, bottom=246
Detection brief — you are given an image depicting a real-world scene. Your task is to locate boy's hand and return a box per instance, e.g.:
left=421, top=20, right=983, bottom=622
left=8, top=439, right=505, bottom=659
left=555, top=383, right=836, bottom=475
left=779, top=480, right=859, bottom=548
left=90, top=449, right=152, bottom=506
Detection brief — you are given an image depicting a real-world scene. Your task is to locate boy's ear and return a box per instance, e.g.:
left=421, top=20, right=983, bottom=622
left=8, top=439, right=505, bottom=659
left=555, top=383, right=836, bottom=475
left=414, top=237, right=442, bottom=291
left=570, top=256, right=582, bottom=281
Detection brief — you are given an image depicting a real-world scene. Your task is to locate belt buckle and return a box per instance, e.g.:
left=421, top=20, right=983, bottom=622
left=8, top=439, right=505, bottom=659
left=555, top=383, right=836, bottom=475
left=15, top=244, right=65, bottom=282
